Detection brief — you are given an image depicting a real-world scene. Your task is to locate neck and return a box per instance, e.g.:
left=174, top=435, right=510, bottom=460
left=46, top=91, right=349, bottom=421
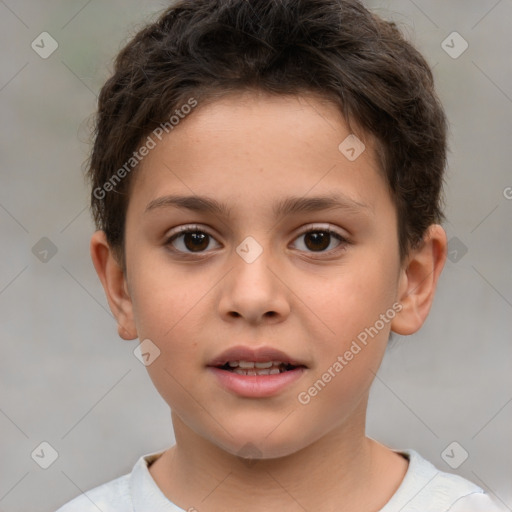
left=149, top=409, right=408, bottom=512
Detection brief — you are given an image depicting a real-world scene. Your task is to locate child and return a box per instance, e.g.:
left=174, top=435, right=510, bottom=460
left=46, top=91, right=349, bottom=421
left=56, top=0, right=504, bottom=510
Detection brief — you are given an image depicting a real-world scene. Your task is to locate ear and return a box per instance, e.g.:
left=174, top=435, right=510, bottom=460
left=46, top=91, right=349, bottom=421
left=90, top=231, right=138, bottom=340
left=391, top=224, right=447, bottom=335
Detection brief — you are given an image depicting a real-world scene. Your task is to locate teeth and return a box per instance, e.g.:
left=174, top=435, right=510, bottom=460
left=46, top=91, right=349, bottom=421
left=233, top=367, right=281, bottom=376
left=255, top=361, right=273, bottom=369
left=227, top=360, right=284, bottom=368
left=223, top=360, right=297, bottom=376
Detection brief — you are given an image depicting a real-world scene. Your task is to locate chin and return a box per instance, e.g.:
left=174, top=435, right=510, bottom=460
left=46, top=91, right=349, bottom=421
left=208, top=422, right=313, bottom=461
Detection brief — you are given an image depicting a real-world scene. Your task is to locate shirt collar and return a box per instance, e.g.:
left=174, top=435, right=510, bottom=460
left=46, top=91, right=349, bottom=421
left=129, top=450, right=186, bottom=512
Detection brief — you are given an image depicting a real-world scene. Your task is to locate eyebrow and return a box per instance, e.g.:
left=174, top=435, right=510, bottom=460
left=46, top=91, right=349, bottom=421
left=144, top=193, right=371, bottom=218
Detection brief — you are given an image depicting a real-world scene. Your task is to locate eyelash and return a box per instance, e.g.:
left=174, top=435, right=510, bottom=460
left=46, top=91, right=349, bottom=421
left=165, top=224, right=349, bottom=257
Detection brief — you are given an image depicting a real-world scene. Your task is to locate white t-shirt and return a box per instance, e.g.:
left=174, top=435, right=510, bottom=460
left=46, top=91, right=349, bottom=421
left=55, top=449, right=505, bottom=511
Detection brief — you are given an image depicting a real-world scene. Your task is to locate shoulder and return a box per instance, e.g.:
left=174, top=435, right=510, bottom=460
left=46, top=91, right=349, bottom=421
left=54, top=450, right=173, bottom=512
left=380, top=449, right=505, bottom=512
left=55, top=473, right=132, bottom=512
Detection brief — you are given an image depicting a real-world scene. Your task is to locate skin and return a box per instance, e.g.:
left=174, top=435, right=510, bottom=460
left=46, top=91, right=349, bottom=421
left=91, top=91, right=447, bottom=512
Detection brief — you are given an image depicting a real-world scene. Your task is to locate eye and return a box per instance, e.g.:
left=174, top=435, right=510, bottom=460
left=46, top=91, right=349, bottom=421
left=291, top=225, right=348, bottom=254
left=166, top=225, right=221, bottom=254
left=165, top=224, right=348, bottom=256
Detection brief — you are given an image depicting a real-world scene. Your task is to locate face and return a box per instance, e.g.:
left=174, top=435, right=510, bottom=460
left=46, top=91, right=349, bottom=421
left=118, top=92, right=406, bottom=458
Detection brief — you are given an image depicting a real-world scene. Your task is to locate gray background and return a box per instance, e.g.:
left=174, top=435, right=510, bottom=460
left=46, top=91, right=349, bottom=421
left=0, top=1, right=511, bottom=511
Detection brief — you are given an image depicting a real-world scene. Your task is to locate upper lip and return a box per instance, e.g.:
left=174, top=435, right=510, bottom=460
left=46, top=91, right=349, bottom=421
left=207, top=345, right=308, bottom=368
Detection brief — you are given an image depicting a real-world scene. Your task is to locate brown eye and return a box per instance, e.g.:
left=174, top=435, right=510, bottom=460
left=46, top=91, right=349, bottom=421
left=167, top=227, right=220, bottom=253
left=293, top=228, right=347, bottom=253
left=304, top=231, right=331, bottom=251
left=182, top=231, right=209, bottom=252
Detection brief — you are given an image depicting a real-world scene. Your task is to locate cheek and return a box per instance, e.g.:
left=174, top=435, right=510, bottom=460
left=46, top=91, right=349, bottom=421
left=128, top=263, right=209, bottom=389
left=295, top=302, right=392, bottom=430
left=130, top=278, right=204, bottom=417
left=129, top=257, right=205, bottom=338
left=294, top=253, right=399, bottom=400
left=298, top=258, right=399, bottom=340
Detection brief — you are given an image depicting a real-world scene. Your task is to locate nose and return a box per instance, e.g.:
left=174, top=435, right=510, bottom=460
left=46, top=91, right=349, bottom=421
left=217, top=246, right=291, bottom=326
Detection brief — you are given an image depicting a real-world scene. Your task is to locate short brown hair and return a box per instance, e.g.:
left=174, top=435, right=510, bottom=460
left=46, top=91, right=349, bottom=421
left=88, top=0, right=447, bottom=264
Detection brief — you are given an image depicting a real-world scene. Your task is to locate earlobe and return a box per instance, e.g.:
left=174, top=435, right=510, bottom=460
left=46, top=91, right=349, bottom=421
left=90, top=231, right=138, bottom=340
left=391, top=224, right=447, bottom=336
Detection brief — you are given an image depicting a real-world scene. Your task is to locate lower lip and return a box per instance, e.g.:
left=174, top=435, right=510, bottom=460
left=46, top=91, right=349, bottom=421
left=208, top=367, right=306, bottom=398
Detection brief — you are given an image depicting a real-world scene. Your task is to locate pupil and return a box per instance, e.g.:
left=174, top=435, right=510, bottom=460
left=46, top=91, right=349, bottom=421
left=184, top=232, right=209, bottom=252
left=305, top=232, right=329, bottom=251
left=182, top=231, right=330, bottom=252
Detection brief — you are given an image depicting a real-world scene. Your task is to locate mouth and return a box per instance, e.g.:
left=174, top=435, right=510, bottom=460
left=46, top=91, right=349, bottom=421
left=207, top=346, right=308, bottom=397
left=215, top=360, right=304, bottom=376
left=207, top=345, right=308, bottom=374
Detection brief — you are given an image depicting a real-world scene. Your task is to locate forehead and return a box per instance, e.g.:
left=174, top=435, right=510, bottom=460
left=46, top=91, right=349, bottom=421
left=128, top=91, right=390, bottom=219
